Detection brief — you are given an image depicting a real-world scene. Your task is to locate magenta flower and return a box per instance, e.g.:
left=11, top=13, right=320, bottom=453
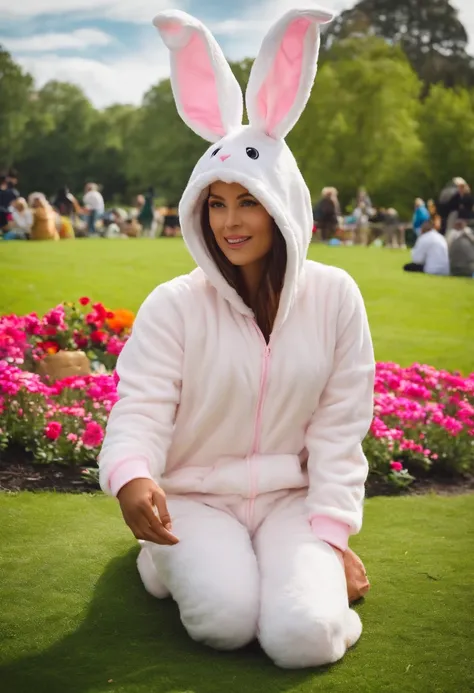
left=45, top=421, right=62, bottom=440
left=82, top=421, right=104, bottom=447
left=390, top=461, right=403, bottom=472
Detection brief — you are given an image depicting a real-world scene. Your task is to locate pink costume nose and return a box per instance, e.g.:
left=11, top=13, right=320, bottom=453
left=220, top=154, right=231, bottom=162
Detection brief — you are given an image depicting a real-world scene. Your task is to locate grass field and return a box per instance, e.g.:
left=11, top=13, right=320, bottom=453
left=1, top=239, right=473, bottom=373
left=1, top=239, right=473, bottom=692
left=0, top=492, right=473, bottom=693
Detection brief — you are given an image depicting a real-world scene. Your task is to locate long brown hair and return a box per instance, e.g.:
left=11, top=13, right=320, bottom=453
left=201, top=202, right=287, bottom=342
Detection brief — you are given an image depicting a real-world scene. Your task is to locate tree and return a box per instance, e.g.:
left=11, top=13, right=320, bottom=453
left=16, top=81, right=98, bottom=196
left=0, top=48, right=33, bottom=169
left=84, top=104, right=139, bottom=202
left=322, top=0, right=474, bottom=89
left=418, top=85, right=474, bottom=195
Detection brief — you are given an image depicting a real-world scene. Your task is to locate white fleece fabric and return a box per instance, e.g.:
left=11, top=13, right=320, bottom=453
left=99, top=6, right=375, bottom=667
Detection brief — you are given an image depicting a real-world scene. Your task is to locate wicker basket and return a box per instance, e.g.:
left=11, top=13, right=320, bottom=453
left=37, top=350, right=91, bottom=382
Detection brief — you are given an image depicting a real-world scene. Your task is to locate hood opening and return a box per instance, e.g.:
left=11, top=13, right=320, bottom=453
left=179, top=170, right=307, bottom=333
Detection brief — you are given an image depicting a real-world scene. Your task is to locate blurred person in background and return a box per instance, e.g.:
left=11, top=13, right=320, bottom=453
left=138, top=187, right=156, bottom=237
left=412, top=198, right=430, bottom=238
left=448, top=220, right=474, bottom=277
left=0, top=173, right=19, bottom=231
left=313, top=187, right=340, bottom=241
left=4, top=197, right=32, bottom=239
left=83, top=182, right=104, bottom=236
left=29, top=193, right=59, bottom=241
left=403, top=220, right=449, bottom=276
left=383, top=208, right=405, bottom=249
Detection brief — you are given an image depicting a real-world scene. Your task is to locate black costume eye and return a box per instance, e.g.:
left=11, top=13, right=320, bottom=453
left=211, top=147, right=221, bottom=157
left=246, top=147, right=259, bottom=160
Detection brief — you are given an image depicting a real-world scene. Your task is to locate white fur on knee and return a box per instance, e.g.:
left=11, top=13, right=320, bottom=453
left=255, top=494, right=363, bottom=668
left=137, top=545, right=170, bottom=599
left=146, top=499, right=259, bottom=651
left=259, top=608, right=361, bottom=669
left=181, top=584, right=258, bottom=650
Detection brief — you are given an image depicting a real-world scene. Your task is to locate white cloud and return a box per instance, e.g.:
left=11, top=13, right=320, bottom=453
left=16, top=42, right=169, bottom=108
left=0, top=0, right=187, bottom=23
left=0, top=29, right=113, bottom=52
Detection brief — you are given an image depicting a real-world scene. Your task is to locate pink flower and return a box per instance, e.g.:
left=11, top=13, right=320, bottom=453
left=45, top=421, right=62, bottom=440
left=390, top=461, right=403, bottom=472
left=67, top=433, right=78, bottom=442
left=82, top=421, right=104, bottom=447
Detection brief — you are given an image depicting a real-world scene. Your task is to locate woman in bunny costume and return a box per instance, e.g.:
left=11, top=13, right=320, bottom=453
left=99, top=6, right=374, bottom=669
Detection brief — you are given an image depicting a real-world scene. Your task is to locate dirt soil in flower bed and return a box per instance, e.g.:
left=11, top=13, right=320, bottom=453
left=1, top=447, right=473, bottom=496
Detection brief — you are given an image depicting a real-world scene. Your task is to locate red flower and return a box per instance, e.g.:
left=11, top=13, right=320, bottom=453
left=37, top=341, right=60, bottom=354
left=79, top=297, right=90, bottom=306
left=106, top=311, right=115, bottom=319
left=74, top=334, right=89, bottom=349
left=390, top=461, right=403, bottom=472
left=93, top=303, right=108, bottom=321
left=43, top=326, right=57, bottom=337
left=45, top=421, right=62, bottom=440
left=82, top=421, right=104, bottom=447
left=90, top=330, right=108, bottom=344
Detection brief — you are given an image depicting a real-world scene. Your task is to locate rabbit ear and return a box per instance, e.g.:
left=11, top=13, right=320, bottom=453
left=153, top=10, right=243, bottom=143
left=246, top=8, right=334, bottom=140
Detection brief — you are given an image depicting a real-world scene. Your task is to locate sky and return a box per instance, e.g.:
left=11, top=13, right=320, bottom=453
left=1, top=0, right=473, bottom=108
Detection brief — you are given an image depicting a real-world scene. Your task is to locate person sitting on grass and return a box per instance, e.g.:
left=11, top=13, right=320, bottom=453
left=404, top=220, right=449, bottom=276
left=99, top=8, right=373, bottom=671
left=29, top=193, right=59, bottom=242
left=448, top=220, right=474, bottom=277
left=4, top=197, right=32, bottom=240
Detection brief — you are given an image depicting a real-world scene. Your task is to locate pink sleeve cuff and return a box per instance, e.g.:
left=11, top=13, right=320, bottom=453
left=309, top=515, right=351, bottom=552
left=108, top=456, right=154, bottom=497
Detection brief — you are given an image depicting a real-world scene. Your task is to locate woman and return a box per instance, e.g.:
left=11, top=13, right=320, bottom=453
left=29, top=193, right=59, bottom=241
left=412, top=198, right=431, bottom=238
left=99, top=8, right=374, bottom=669
left=5, top=197, right=32, bottom=239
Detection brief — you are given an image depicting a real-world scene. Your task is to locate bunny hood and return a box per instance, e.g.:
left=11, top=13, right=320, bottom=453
left=154, top=7, right=333, bottom=329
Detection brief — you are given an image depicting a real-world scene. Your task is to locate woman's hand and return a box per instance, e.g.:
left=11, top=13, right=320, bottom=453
left=343, top=548, right=370, bottom=603
left=117, top=478, right=179, bottom=546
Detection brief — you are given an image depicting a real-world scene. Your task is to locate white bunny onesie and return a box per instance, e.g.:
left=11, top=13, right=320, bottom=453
left=98, top=6, right=375, bottom=669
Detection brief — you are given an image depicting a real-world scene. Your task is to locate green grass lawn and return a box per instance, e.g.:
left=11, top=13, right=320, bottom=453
left=0, top=492, right=472, bottom=693
left=1, top=239, right=473, bottom=372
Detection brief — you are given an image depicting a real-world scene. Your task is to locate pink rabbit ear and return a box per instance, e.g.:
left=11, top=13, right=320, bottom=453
left=153, top=10, right=243, bottom=143
left=246, top=8, right=334, bottom=140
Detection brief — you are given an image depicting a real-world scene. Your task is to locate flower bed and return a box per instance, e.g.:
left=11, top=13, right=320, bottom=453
left=0, top=297, right=133, bottom=371
left=0, top=301, right=473, bottom=493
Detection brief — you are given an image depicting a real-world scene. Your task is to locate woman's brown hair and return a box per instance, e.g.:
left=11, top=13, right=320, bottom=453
left=201, top=202, right=287, bottom=342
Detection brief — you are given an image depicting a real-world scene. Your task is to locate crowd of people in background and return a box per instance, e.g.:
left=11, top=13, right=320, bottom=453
left=0, top=170, right=181, bottom=243
left=311, top=178, right=474, bottom=278
left=1, top=168, right=473, bottom=279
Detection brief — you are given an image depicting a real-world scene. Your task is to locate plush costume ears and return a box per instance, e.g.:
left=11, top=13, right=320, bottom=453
left=153, top=10, right=243, bottom=143
left=246, top=8, right=334, bottom=140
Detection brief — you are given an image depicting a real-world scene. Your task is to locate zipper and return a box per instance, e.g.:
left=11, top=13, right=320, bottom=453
left=246, top=321, right=272, bottom=527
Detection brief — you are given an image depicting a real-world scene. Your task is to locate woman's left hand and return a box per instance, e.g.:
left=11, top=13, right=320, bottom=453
left=342, top=548, right=370, bottom=603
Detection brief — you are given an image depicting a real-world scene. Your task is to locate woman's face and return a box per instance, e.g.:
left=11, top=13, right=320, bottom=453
left=207, top=181, right=274, bottom=268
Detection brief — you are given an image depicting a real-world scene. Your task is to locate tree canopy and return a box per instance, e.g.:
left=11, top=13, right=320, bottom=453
left=322, top=0, right=474, bottom=88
